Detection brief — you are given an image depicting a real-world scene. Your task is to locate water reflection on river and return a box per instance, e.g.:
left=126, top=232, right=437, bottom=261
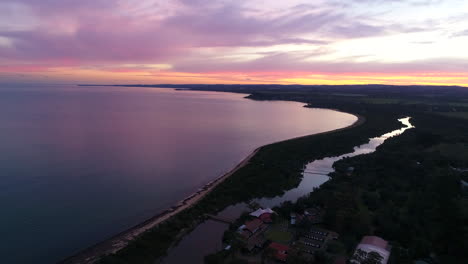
left=161, top=117, right=414, bottom=264
left=257, top=117, right=414, bottom=207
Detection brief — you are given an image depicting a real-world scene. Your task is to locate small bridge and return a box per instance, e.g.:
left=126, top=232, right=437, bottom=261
left=205, top=214, right=235, bottom=224
left=303, top=170, right=330, bottom=176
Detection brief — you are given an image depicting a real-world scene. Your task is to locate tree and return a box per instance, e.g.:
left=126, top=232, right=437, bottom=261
left=247, top=201, right=261, bottom=211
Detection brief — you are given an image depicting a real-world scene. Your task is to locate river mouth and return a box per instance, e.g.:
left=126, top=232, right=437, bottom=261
left=161, top=117, right=414, bottom=264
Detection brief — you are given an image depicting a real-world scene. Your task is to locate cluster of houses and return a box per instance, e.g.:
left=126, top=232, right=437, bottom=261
left=236, top=208, right=297, bottom=262
left=238, top=208, right=275, bottom=236
left=230, top=207, right=391, bottom=264
left=237, top=208, right=275, bottom=252
left=233, top=207, right=341, bottom=263
left=297, top=228, right=339, bottom=254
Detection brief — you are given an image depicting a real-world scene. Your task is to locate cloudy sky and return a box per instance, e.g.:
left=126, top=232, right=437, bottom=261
left=1, top=0, right=468, bottom=85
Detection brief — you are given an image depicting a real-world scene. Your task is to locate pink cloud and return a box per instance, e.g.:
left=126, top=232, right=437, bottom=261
left=0, top=0, right=401, bottom=63
left=0, top=0, right=467, bottom=82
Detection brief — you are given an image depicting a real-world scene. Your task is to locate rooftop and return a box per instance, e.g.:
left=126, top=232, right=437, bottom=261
left=259, top=213, right=273, bottom=223
left=269, top=242, right=289, bottom=262
left=360, top=236, right=389, bottom=250
left=244, top=218, right=264, bottom=233
left=269, top=242, right=289, bottom=252
left=250, top=208, right=275, bottom=218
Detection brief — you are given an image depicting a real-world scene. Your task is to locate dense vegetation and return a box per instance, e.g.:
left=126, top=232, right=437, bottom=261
left=97, top=84, right=468, bottom=264
left=278, top=113, right=468, bottom=263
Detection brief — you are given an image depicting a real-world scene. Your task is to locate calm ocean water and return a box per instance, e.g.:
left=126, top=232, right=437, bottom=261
left=0, top=85, right=356, bottom=264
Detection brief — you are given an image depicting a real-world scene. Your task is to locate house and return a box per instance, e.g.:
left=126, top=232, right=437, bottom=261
left=290, top=213, right=296, bottom=225
left=246, top=234, right=267, bottom=252
left=244, top=218, right=264, bottom=234
left=238, top=218, right=267, bottom=238
left=250, top=208, right=275, bottom=217
left=350, top=236, right=391, bottom=264
left=269, top=242, right=290, bottom=262
left=250, top=208, right=275, bottom=223
left=259, top=213, right=273, bottom=223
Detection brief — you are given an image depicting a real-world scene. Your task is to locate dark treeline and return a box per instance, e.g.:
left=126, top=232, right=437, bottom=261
left=276, top=113, right=468, bottom=264
left=96, top=84, right=468, bottom=264
left=81, top=83, right=468, bottom=96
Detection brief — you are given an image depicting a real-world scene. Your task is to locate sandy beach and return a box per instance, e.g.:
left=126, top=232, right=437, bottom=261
left=60, top=112, right=364, bottom=264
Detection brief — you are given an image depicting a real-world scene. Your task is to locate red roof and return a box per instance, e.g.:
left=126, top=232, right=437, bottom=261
left=269, top=242, right=289, bottom=252
left=361, top=236, right=388, bottom=250
left=244, top=218, right=263, bottom=233
left=275, top=251, right=287, bottom=261
left=269, top=242, right=289, bottom=261
left=259, top=213, right=272, bottom=223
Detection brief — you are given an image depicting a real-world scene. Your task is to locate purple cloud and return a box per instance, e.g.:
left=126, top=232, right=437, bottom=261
left=0, top=0, right=466, bottom=78
left=172, top=50, right=468, bottom=74
left=0, top=0, right=412, bottom=63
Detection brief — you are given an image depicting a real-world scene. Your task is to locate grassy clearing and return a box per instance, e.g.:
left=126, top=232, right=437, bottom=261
left=265, top=229, right=293, bottom=243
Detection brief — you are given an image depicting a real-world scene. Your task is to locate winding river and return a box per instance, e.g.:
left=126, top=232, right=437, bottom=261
left=162, top=117, right=414, bottom=264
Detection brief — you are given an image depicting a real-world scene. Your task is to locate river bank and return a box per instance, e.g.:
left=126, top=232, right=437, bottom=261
left=162, top=117, right=410, bottom=263
left=61, top=111, right=364, bottom=264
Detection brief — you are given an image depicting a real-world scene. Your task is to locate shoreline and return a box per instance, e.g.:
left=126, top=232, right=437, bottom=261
left=60, top=112, right=365, bottom=264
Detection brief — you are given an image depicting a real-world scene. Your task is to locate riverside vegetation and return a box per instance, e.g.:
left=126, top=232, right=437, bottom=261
left=99, top=85, right=468, bottom=264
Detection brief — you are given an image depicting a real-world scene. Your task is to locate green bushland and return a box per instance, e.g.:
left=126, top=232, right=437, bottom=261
left=287, top=113, right=468, bottom=263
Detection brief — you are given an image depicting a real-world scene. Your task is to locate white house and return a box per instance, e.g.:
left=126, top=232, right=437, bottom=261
left=350, top=236, right=391, bottom=264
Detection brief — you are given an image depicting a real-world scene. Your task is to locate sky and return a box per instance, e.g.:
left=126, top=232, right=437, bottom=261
left=0, top=0, right=468, bottom=86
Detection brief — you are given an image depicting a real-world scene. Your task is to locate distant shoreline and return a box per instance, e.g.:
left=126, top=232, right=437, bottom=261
left=60, top=106, right=364, bottom=264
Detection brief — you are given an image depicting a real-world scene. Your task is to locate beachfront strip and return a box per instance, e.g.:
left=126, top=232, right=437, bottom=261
left=211, top=206, right=391, bottom=264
